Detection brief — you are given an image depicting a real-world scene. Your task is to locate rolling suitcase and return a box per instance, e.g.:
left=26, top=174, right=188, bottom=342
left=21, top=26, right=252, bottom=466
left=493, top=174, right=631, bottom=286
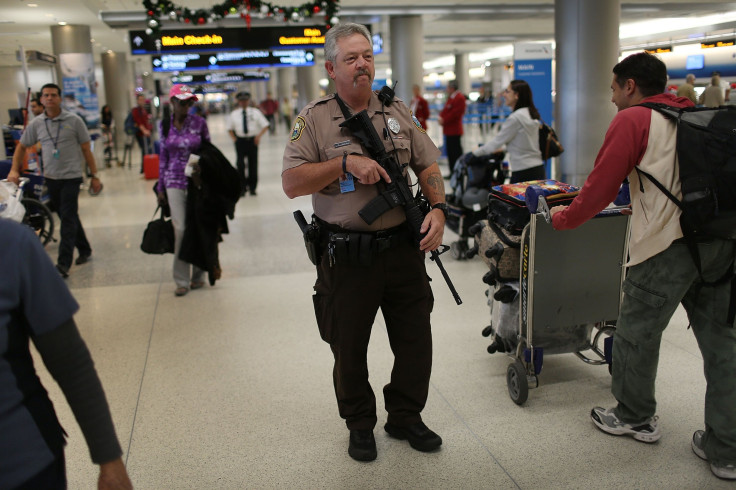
left=143, top=154, right=159, bottom=180
left=143, top=139, right=159, bottom=180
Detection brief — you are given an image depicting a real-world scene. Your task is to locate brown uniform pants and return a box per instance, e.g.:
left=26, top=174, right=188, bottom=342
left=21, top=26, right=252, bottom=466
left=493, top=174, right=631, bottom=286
left=312, top=239, right=434, bottom=431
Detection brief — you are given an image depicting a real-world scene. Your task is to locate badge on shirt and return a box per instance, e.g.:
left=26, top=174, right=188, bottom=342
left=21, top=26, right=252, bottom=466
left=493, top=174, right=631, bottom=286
left=387, top=117, right=400, bottom=134
left=411, top=112, right=426, bottom=133
left=291, top=116, right=306, bottom=142
left=339, top=172, right=356, bottom=193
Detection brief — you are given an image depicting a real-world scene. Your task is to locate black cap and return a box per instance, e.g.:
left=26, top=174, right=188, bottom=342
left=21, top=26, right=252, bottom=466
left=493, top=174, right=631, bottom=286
left=236, top=91, right=251, bottom=100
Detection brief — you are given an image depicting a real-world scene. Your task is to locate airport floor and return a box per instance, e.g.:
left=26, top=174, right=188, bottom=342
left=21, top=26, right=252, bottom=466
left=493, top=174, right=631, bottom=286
left=31, top=114, right=732, bottom=489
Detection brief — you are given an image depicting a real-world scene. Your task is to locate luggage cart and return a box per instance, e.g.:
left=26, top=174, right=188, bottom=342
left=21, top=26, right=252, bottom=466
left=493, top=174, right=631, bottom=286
left=501, top=198, right=630, bottom=405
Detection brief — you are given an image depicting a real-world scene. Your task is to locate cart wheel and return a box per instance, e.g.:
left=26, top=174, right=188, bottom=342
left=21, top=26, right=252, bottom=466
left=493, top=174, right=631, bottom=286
left=507, top=360, right=528, bottom=405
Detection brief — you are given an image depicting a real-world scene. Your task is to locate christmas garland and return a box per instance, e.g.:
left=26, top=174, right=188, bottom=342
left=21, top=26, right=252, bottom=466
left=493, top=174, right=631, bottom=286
left=142, top=0, right=340, bottom=33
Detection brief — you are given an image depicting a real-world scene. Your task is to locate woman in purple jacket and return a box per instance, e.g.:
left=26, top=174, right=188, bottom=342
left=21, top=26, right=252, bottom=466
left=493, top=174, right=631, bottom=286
left=157, top=84, right=210, bottom=296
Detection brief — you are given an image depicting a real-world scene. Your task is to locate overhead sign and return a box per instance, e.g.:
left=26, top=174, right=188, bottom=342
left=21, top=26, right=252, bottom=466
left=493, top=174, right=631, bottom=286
left=701, top=39, right=735, bottom=49
left=17, top=50, right=57, bottom=65
left=152, top=49, right=315, bottom=72
left=130, top=26, right=331, bottom=55
left=171, top=72, right=270, bottom=85
left=645, top=46, right=672, bottom=54
left=372, top=33, right=383, bottom=55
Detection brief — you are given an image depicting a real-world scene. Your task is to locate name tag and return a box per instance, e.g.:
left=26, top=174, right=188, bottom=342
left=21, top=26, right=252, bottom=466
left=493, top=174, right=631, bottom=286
left=339, top=172, right=355, bottom=193
left=334, top=140, right=351, bottom=148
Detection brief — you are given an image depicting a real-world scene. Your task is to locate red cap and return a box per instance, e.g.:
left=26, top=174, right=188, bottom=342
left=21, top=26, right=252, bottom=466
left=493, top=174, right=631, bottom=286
left=169, top=84, right=198, bottom=101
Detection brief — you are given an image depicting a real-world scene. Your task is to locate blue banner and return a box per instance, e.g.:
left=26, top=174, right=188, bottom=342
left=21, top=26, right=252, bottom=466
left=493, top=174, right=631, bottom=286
left=513, top=59, right=552, bottom=124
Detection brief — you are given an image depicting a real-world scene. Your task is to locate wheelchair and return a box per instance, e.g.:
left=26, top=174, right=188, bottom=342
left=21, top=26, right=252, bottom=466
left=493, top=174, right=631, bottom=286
left=20, top=175, right=55, bottom=247
left=445, top=151, right=507, bottom=260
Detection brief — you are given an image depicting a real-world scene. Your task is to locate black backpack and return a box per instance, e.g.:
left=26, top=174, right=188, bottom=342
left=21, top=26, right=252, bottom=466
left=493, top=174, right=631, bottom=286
left=636, top=102, right=736, bottom=321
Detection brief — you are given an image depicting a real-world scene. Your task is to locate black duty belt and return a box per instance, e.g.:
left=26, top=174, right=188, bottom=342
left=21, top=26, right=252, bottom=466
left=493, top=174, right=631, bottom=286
left=315, top=217, right=412, bottom=266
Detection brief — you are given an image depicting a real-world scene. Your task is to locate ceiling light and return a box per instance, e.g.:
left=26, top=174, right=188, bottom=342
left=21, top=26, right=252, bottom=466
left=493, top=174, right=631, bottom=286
left=58, top=22, right=67, bottom=26
left=27, top=3, right=38, bottom=7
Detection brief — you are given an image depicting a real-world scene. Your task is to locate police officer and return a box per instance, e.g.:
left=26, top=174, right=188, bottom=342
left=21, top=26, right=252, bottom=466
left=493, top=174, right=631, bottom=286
left=282, top=23, right=447, bottom=462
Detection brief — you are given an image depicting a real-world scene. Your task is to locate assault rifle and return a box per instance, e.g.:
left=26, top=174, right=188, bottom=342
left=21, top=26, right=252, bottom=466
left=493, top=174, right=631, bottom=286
left=338, top=95, right=462, bottom=305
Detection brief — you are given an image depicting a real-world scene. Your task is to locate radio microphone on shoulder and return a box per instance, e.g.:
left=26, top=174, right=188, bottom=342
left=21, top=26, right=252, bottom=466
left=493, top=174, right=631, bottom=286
left=378, top=82, right=396, bottom=106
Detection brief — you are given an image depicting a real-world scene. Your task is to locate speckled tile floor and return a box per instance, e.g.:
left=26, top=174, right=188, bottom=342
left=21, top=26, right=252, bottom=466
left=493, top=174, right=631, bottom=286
left=30, top=114, right=732, bottom=489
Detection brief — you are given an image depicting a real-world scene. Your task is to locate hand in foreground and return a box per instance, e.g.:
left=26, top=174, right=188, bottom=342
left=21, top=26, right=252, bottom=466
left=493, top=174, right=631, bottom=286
left=98, top=458, right=133, bottom=490
left=7, top=169, right=20, bottom=185
left=419, top=209, right=446, bottom=252
left=157, top=191, right=167, bottom=205
left=344, top=154, right=391, bottom=185
left=549, top=205, right=568, bottom=217
left=90, top=177, right=103, bottom=195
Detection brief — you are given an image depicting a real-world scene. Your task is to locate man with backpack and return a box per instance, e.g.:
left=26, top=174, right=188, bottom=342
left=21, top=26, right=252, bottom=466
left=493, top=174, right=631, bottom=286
left=131, top=94, right=152, bottom=174
left=550, top=52, right=735, bottom=480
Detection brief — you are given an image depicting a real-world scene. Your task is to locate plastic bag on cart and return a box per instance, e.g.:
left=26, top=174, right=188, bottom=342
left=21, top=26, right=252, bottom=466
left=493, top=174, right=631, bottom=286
left=488, top=281, right=520, bottom=353
left=0, top=181, right=26, bottom=222
left=473, top=219, right=521, bottom=282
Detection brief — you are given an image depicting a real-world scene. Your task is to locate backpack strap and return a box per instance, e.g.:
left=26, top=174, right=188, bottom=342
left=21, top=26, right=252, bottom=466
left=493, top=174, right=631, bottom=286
left=635, top=166, right=706, bottom=280
left=729, top=272, right=736, bottom=326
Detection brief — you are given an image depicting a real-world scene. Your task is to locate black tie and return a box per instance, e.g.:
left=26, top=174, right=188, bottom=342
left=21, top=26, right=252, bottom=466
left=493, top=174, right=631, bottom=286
left=242, top=109, right=248, bottom=135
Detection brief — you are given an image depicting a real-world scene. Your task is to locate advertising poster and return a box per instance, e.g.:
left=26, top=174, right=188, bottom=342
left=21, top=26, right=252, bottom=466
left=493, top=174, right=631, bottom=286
left=59, top=52, right=100, bottom=128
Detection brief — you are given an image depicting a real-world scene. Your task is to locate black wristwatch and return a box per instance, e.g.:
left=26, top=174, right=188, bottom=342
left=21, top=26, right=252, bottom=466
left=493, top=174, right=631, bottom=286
left=431, top=202, right=448, bottom=219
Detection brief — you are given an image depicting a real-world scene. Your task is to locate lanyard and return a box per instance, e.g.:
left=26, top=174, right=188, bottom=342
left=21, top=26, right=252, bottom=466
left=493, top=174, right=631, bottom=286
left=43, top=116, right=62, bottom=157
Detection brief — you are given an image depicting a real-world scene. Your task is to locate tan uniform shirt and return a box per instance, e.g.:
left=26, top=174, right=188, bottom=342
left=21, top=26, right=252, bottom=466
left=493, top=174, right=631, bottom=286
left=675, top=82, right=697, bottom=105
left=283, top=92, right=441, bottom=231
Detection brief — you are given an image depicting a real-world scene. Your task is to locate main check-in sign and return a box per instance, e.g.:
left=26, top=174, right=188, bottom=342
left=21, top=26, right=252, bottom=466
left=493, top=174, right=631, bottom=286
left=130, top=26, right=328, bottom=55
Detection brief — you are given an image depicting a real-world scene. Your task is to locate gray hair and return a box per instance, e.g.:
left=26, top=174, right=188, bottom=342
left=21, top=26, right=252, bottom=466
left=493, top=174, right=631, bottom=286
left=686, top=74, right=695, bottom=83
left=324, top=23, right=372, bottom=63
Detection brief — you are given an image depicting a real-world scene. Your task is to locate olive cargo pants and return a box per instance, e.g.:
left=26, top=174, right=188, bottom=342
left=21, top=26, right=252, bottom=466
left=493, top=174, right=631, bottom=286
left=612, top=238, right=736, bottom=465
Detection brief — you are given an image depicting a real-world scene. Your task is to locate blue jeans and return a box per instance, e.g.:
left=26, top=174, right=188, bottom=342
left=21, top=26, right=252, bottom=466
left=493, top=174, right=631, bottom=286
left=45, top=178, right=91, bottom=269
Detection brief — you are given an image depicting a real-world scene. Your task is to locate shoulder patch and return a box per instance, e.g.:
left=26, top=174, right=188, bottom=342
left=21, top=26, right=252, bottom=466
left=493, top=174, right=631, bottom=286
left=291, top=116, right=306, bottom=142
left=411, top=112, right=426, bottom=133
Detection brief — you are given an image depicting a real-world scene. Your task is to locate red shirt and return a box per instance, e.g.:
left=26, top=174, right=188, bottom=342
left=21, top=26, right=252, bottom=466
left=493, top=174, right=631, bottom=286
left=552, top=93, right=693, bottom=231
left=259, top=98, right=279, bottom=116
left=439, top=90, right=466, bottom=136
left=132, top=106, right=152, bottom=137
left=411, top=95, right=430, bottom=129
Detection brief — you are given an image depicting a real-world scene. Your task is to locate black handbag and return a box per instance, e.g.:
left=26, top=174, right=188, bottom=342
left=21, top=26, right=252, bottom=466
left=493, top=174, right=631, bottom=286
left=539, top=121, right=564, bottom=160
left=141, top=205, right=174, bottom=254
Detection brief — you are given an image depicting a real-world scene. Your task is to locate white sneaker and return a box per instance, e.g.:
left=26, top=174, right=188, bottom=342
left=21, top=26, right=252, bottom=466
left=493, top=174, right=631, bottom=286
left=691, top=430, right=736, bottom=480
left=590, top=406, right=661, bottom=443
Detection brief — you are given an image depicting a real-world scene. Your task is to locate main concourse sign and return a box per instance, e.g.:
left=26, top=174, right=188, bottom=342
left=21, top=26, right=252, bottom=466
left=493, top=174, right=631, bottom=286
left=129, top=26, right=327, bottom=55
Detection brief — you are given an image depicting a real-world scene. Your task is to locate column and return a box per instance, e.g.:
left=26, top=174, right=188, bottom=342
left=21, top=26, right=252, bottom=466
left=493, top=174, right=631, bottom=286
left=555, top=0, right=620, bottom=185
left=101, top=51, right=132, bottom=154
left=50, top=24, right=100, bottom=128
left=278, top=67, right=296, bottom=131
left=277, top=67, right=295, bottom=102
left=296, top=65, right=320, bottom=112
left=454, top=53, right=470, bottom=95
left=389, top=15, right=424, bottom=104
left=266, top=71, right=277, bottom=98
left=490, top=63, right=509, bottom=100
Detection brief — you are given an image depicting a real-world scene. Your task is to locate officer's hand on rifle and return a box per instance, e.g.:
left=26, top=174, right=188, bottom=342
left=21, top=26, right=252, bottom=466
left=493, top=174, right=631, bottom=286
left=343, top=154, right=391, bottom=185
left=419, top=209, right=446, bottom=252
